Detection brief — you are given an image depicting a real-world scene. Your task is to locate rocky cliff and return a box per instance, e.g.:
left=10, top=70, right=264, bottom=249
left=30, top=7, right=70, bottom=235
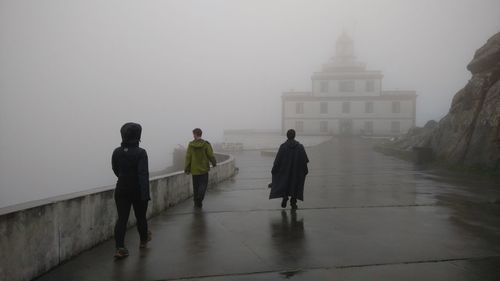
left=394, top=31, right=500, bottom=169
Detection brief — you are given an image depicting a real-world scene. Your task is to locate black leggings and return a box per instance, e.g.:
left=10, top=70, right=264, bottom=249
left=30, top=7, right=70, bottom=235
left=114, top=195, right=149, bottom=248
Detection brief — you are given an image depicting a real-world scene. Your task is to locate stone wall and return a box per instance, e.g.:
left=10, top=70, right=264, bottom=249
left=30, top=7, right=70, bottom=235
left=0, top=153, right=236, bottom=281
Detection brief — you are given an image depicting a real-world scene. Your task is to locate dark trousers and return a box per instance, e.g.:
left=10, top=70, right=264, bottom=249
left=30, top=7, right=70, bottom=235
left=114, top=194, right=148, bottom=248
left=192, top=173, right=209, bottom=203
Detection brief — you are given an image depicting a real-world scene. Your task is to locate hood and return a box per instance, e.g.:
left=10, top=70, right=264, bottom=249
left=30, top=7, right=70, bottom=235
left=285, top=139, right=299, bottom=149
left=189, top=139, right=206, bottom=148
left=120, top=122, right=142, bottom=147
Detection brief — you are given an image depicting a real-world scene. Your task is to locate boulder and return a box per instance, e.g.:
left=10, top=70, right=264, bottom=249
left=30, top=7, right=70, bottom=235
left=423, top=120, right=438, bottom=130
left=467, top=32, right=500, bottom=74
left=394, top=31, right=500, bottom=169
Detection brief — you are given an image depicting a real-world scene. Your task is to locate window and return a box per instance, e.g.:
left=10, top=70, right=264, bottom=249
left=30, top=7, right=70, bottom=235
left=320, top=102, right=328, bottom=114
left=296, top=102, right=304, bottom=114
left=320, top=121, right=328, bottom=133
left=366, top=80, right=375, bottom=92
left=295, top=121, right=304, bottom=132
left=364, top=121, right=373, bottom=134
left=320, top=81, right=329, bottom=93
left=365, top=101, right=374, bottom=113
left=339, top=80, right=355, bottom=92
left=342, top=101, right=351, bottom=113
left=391, top=121, right=400, bottom=133
left=392, top=101, right=401, bottom=113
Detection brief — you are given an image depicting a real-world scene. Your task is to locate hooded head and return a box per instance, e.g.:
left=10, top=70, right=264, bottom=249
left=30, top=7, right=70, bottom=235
left=120, top=122, right=142, bottom=147
left=285, top=129, right=299, bottom=148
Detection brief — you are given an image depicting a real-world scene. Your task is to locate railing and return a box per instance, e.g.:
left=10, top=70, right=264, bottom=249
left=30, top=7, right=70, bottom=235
left=0, top=153, right=236, bottom=281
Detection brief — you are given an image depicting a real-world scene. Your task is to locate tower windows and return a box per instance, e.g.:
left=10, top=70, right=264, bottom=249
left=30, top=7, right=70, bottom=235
left=296, top=103, right=304, bottom=114
left=392, top=101, right=401, bottom=113
left=320, top=81, right=329, bottom=93
left=364, top=121, right=373, bottom=134
left=320, top=102, right=328, bottom=114
left=339, top=80, right=355, bottom=92
left=342, top=101, right=351, bottom=113
left=295, top=121, right=304, bottom=132
left=365, top=101, right=374, bottom=113
left=366, top=80, right=375, bottom=92
left=320, top=121, right=328, bottom=133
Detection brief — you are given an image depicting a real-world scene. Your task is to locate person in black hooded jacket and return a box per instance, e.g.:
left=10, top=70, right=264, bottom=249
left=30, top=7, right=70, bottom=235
left=111, top=122, right=151, bottom=258
left=269, top=129, right=309, bottom=209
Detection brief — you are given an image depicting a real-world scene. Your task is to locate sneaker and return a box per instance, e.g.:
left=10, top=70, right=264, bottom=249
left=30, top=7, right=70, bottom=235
left=114, top=247, right=129, bottom=259
left=194, top=200, right=203, bottom=208
left=140, top=231, right=152, bottom=248
left=291, top=198, right=298, bottom=210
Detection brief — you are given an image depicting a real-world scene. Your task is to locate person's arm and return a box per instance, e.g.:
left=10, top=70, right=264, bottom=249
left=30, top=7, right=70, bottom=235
left=184, top=145, right=192, bottom=174
left=111, top=149, right=119, bottom=177
left=206, top=142, right=217, bottom=167
left=138, top=150, right=150, bottom=200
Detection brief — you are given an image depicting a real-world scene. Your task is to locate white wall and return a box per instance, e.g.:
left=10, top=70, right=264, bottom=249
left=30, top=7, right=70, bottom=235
left=284, top=100, right=414, bottom=119
left=283, top=118, right=414, bottom=136
left=0, top=154, right=236, bottom=281
left=312, top=79, right=382, bottom=96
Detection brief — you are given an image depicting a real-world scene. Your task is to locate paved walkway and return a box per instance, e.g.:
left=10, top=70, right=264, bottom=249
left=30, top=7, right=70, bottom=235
left=36, top=139, right=500, bottom=281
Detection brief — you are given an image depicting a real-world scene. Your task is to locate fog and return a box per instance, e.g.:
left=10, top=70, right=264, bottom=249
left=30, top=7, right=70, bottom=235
left=1, top=0, right=499, bottom=208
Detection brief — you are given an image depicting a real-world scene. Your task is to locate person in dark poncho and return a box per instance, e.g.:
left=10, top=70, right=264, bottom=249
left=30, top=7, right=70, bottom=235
left=111, top=122, right=151, bottom=259
left=269, top=129, right=309, bottom=209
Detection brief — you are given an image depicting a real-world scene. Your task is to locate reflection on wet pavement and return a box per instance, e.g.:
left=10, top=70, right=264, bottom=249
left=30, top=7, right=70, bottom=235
left=36, top=138, right=500, bottom=281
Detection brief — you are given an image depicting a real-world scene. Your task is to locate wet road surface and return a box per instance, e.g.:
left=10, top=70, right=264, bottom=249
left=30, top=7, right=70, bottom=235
left=36, top=138, right=500, bottom=281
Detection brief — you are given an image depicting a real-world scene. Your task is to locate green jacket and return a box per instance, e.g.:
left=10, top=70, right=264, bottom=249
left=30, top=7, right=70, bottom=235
left=184, top=139, right=217, bottom=175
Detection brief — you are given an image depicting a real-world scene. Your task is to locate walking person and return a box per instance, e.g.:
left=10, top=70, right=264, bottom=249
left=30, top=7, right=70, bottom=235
left=184, top=128, right=217, bottom=208
left=269, top=129, right=309, bottom=209
left=111, top=122, right=151, bottom=259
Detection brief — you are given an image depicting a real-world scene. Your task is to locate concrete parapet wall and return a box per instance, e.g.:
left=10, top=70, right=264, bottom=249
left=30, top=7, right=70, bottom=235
left=0, top=153, right=235, bottom=281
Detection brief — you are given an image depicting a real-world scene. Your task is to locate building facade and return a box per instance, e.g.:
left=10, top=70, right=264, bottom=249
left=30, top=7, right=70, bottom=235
left=282, top=33, right=417, bottom=136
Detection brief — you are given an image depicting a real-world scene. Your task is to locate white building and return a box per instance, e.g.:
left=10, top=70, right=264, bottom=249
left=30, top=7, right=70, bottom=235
left=282, top=33, right=417, bottom=136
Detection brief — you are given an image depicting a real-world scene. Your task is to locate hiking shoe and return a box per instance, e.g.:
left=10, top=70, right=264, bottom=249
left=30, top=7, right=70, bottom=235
left=291, top=202, right=298, bottom=210
left=194, top=200, right=203, bottom=208
left=140, top=231, right=152, bottom=248
left=114, top=247, right=129, bottom=259
left=281, top=198, right=288, bottom=208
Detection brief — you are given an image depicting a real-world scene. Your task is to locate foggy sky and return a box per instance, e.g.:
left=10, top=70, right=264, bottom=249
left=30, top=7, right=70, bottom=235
left=1, top=0, right=500, bottom=207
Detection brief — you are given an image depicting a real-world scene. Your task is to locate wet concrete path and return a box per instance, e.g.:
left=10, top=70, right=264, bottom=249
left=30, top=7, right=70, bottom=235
left=36, top=139, right=500, bottom=281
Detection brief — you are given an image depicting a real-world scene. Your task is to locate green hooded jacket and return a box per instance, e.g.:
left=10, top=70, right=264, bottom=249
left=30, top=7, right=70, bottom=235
left=184, top=139, right=217, bottom=175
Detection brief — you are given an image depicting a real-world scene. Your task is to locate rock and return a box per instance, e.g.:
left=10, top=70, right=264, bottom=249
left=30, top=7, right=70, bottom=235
left=467, top=32, right=500, bottom=74
left=394, top=31, right=500, bottom=170
left=423, top=120, right=438, bottom=130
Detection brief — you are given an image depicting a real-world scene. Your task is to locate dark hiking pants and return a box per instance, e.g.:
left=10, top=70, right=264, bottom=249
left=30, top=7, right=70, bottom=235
left=192, top=173, right=209, bottom=203
left=283, top=197, right=297, bottom=202
left=114, top=194, right=149, bottom=248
